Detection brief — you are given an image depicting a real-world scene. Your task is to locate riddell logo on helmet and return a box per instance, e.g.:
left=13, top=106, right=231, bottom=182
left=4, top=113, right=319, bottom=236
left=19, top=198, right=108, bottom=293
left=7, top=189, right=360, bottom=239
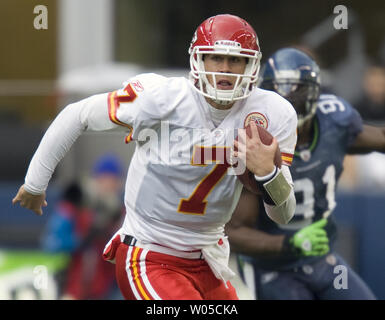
left=215, top=41, right=241, bottom=47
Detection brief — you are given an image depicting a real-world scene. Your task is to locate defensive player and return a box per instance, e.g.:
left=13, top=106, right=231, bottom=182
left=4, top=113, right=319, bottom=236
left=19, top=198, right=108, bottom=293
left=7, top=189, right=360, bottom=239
left=12, top=15, right=297, bottom=300
left=227, top=48, right=385, bottom=299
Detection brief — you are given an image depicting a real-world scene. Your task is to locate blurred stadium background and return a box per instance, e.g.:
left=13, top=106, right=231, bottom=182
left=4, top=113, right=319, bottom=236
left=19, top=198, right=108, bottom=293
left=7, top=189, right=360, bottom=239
left=0, top=0, right=384, bottom=299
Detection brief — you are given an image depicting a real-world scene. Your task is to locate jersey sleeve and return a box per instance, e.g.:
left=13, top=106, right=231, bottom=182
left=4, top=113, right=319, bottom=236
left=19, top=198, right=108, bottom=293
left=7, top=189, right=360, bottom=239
left=268, top=95, right=298, bottom=167
left=24, top=93, right=120, bottom=194
left=318, top=94, right=363, bottom=147
left=107, top=73, right=169, bottom=142
left=275, top=111, right=297, bottom=166
left=24, top=73, right=171, bottom=194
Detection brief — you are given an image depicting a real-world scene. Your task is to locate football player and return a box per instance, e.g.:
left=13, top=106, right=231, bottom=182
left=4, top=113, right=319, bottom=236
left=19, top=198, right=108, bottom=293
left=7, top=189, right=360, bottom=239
left=227, top=48, right=385, bottom=299
left=12, top=15, right=297, bottom=300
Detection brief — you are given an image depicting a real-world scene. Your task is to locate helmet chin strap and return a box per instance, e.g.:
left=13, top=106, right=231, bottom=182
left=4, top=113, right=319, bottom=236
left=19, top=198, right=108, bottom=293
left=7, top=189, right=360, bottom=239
left=297, top=115, right=310, bottom=128
left=211, top=98, right=233, bottom=106
left=204, top=75, right=244, bottom=106
left=206, top=86, right=237, bottom=106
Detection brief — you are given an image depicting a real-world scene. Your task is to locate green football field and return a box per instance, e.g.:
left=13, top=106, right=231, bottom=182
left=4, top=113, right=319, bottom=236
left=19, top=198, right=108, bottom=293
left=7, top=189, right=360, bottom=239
left=0, top=249, right=69, bottom=300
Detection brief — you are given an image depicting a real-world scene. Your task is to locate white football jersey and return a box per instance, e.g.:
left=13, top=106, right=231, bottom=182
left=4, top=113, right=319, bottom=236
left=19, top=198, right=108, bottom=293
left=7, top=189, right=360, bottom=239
left=107, top=73, right=297, bottom=250
left=24, top=72, right=297, bottom=252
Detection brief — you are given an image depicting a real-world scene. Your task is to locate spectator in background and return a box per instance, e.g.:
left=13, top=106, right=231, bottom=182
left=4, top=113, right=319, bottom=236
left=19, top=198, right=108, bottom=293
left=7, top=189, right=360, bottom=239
left=41, top=153, right=125, bottom=300
left=352, top=63, right=385, bottom=191
left=355, top=64, right=385, bottom=125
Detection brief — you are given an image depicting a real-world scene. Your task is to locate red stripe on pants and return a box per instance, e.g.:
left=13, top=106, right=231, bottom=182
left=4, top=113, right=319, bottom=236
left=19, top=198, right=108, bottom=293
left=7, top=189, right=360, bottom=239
left=114, top=242, right=238, bottom=300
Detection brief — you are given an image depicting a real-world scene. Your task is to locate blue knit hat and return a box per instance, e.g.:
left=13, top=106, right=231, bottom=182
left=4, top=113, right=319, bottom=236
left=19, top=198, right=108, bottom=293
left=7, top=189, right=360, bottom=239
left=92, top=154, right=124, bottom=177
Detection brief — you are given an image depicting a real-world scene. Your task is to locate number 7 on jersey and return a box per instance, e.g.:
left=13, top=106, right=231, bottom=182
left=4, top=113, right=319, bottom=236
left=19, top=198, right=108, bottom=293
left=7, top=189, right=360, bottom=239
left=178, top=146, right=231, bottom=215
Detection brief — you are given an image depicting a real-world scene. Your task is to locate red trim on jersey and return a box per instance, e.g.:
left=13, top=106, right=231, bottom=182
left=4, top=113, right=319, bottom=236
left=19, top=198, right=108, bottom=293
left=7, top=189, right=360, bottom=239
left=281, top=152, right=294, bottom=166
left=108, top=90, right=134, bottom=143
left=107, top=91, right=131, bottom=128
left=123, top=82, right=138, bottom=101
left=124, top=131, right=133, bottom=144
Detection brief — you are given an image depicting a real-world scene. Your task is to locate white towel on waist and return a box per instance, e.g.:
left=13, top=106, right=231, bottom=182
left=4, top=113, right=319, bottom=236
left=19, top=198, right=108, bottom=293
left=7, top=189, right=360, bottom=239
left=201, top=236, right=236, bottom=287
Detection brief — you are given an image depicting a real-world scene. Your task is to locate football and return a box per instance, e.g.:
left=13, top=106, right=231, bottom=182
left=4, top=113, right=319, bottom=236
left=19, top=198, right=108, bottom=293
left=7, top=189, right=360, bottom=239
left=235, top=124, right=282, bottom=195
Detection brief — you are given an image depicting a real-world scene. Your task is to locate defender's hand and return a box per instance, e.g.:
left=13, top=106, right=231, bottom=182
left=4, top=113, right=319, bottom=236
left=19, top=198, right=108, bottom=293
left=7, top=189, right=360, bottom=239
left=290, top=218, right=329, bottom=256
left=12, top=184, right=47, bottom=216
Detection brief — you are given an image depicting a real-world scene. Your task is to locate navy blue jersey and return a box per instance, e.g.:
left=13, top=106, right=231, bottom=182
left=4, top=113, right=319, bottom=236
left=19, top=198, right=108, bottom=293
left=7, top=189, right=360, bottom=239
left=244, top=94, right=363, bottom=270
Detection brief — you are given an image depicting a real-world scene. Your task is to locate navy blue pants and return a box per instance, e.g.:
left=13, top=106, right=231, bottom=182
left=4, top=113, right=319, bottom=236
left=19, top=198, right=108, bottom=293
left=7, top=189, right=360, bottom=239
left=237, top=253, right=376, bottom=300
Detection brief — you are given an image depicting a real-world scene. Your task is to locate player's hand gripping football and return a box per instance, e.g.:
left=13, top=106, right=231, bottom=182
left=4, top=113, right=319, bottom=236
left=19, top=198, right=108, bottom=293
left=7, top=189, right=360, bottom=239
left=12, top=184, right=47, bottom=216
left=289, top=218, right=330, bottom=256
left=233, top=121, right=279, bottom=177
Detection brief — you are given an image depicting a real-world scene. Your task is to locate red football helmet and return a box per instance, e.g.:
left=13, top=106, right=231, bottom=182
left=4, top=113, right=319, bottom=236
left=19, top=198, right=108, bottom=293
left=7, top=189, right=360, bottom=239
left=189, top=14, right=262, bottom=104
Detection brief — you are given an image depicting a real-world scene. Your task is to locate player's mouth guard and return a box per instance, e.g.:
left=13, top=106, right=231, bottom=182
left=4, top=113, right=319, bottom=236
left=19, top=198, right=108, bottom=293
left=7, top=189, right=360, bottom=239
left=262, top=169, right=292, bottom=207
